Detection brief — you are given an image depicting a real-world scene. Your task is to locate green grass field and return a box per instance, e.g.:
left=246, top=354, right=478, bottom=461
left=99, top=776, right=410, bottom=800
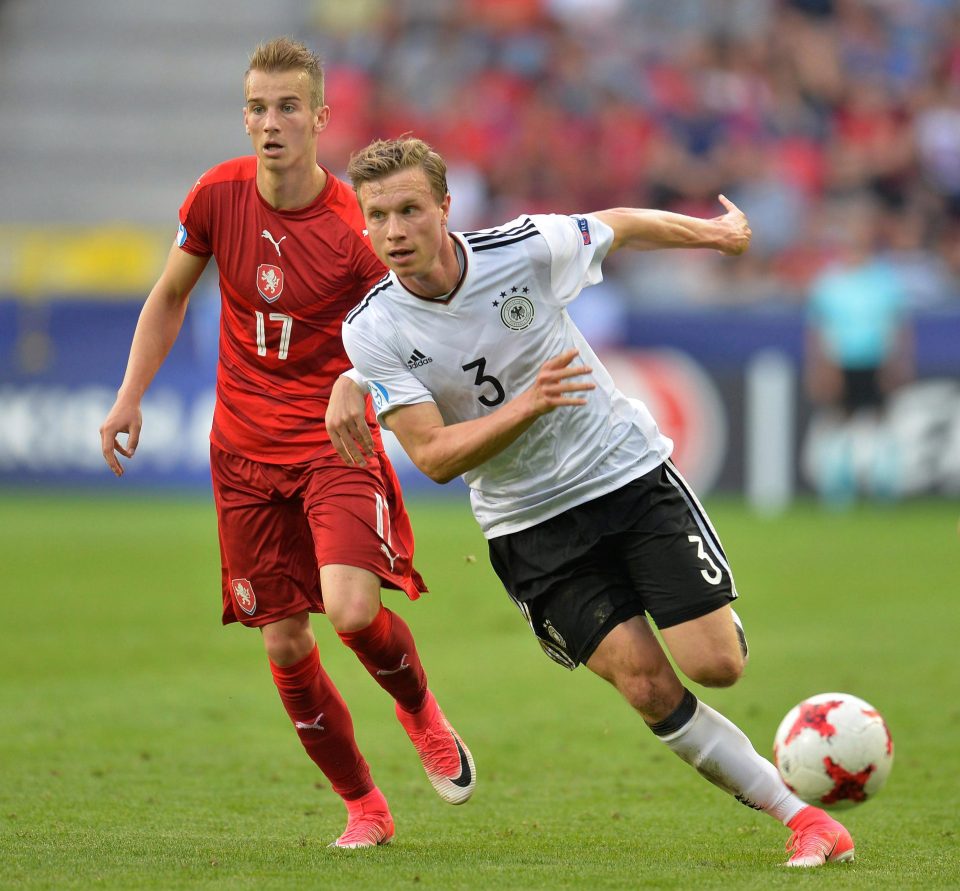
left=1, top=492, right=958, bottom=890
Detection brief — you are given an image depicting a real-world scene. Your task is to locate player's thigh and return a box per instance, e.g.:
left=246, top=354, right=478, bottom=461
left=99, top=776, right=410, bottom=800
left=211, top=447, right=320, bottom=627
left=319, top=563, right=382, bottom=632
left=587, top=614, right=672, bottom=681
left=586, top=615, right=685, bottom=720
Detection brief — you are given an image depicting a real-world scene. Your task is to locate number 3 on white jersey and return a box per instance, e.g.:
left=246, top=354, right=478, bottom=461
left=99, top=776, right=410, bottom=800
left=255, top=311, right=292, bottom=359
left=688, top=534, right=722, bottom=585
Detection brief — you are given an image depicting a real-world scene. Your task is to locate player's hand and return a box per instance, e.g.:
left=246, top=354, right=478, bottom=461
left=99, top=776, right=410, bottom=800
left=327, top=375, right=375, bottom=465
left=99, top=397, right=142, bottom=478
left=714, top=195, right=751, bottom=256
left=526, top=349, right=595, bottom=416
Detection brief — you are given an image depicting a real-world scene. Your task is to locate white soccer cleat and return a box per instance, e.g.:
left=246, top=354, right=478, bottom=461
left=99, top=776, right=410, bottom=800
left=397, top=691, right=476, bottom=805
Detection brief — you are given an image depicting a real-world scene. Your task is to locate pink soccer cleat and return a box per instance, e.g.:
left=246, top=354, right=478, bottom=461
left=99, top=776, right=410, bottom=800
left=396, top=690, right=475, bottom=805
left=330, top=787, right=395, bottom=849
left=784, top=805, right=855, bottom=867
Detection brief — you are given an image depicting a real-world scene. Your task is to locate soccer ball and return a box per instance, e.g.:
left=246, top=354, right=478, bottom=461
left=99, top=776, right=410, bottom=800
left=773, top=692, right=894, bottom=809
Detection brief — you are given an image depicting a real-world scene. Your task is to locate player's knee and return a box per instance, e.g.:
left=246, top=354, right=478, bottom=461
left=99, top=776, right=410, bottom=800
left=686, top=651, right=744, bottom=688
left=328, top=599, right=381, bottom=634
left=262, top=621, right=314, bottom=667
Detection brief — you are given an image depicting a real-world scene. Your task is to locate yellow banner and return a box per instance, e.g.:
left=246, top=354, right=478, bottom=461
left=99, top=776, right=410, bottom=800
left=0, top=226, right=172, bottom=300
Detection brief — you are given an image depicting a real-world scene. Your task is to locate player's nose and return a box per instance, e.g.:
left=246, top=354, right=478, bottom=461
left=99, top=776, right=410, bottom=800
left=385, top=215, right=405, bottom=239
left=263, top=107, right=281, bottom=130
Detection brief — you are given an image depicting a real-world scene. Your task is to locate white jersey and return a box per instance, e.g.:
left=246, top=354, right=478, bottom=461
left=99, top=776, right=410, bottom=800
left=342, top=213, right=673, bottom=538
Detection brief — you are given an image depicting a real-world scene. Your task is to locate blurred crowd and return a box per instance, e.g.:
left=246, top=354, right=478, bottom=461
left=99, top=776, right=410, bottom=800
left=306, top=0, right=960, bottom=309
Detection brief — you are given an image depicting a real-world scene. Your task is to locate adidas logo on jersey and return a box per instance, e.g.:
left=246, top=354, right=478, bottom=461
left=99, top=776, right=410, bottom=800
left=406, top=349, right=434, bottom=369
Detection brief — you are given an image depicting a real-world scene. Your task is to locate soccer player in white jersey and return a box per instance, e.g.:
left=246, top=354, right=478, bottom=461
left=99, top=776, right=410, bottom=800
left=328, top=136, right=854, bottom=868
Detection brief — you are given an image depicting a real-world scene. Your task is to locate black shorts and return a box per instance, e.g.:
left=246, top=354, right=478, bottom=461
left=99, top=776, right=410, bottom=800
left=487, top=461, right=738, bottom=670
left=841, top=368, right=884, bottom=415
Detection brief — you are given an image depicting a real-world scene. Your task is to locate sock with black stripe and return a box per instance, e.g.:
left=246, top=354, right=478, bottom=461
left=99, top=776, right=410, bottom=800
left=649, top=688, right=805, bottom=824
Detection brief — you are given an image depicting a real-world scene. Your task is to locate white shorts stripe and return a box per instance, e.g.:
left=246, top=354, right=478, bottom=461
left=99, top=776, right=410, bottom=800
left=662, top=460, right=739, bottom=598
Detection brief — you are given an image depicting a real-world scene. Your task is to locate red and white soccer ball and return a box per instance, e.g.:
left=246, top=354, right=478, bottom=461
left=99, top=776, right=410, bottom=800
left=773, top=692, right=894, bottom=809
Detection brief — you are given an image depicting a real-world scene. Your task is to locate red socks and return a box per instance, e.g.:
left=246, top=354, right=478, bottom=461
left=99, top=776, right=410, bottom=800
left=270, top=609, right=428, bottom=802
left=337, top=606, right=428, bottom=714
left=269, top=645, right=373, bottom=800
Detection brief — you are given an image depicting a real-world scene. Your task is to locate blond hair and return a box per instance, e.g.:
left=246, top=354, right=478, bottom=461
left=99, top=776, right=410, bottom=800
left=245, top=37, right=325, bottom=108
left=347, top=137, right=449, bottom=204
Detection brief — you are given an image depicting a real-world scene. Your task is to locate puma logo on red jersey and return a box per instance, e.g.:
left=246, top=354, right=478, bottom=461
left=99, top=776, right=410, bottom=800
left=261, top=229, right=287, bottom=256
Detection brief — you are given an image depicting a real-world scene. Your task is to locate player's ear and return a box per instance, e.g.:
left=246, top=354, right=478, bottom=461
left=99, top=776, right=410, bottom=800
left=314, top=105, right=331, bottom=135
left=440, top=192, right=451, bottom=227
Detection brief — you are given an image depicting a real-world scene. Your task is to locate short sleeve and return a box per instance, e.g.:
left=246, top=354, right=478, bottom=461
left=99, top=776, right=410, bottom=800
left=342, top=313, right=436, bottom=426
left=529, top=213, right=615, bottom=306
left=340, top=367, right=368, bottom=389
left=176, top=175, right=213, bottom=257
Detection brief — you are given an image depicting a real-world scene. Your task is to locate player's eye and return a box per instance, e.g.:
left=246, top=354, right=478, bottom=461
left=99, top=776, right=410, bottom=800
left=282, top=104, right=295, bottom=113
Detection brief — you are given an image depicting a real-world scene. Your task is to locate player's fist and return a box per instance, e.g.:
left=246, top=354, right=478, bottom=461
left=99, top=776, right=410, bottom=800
left=715, top=195, right=751, bottom=256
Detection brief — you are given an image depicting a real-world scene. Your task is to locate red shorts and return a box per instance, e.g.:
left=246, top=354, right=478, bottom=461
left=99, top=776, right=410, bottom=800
left=210, top=444, right=427, bottom=627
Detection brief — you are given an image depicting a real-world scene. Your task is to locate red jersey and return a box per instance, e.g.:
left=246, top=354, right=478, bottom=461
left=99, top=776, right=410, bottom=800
left=178, top=157, right=386, bottom=462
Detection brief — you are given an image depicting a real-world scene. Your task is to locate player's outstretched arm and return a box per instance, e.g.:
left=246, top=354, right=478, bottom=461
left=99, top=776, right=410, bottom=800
left=384, top=349, right=594, bottom=484
left=595, top=195, right=751, bottom=256
left=99, top=244, right=208, bottom=477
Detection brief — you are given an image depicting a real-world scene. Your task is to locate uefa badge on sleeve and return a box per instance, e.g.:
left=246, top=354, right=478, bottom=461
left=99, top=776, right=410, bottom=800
left=577, top=216, right=591, bottom=245
left=370, top=382, right=389, bottom=413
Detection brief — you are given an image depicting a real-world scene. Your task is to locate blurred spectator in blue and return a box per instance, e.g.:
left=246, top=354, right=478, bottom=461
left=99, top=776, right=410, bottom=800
left=802, top=196, right=913, bottom=506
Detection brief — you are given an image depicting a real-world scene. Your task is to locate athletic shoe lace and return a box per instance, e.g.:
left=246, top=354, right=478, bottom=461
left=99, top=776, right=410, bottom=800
left=407, top=717, right=460, bottom=776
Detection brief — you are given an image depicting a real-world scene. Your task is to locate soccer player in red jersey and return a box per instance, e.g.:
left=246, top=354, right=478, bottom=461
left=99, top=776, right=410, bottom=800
left=98, top=38, right=474, bottom=848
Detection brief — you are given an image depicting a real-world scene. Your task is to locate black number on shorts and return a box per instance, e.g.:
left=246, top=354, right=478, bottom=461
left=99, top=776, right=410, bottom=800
left=462, top=357, right=505, bottom=407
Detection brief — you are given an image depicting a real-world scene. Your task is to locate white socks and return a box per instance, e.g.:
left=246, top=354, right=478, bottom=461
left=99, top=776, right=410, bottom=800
left=651, top=689, right=806, bottom=824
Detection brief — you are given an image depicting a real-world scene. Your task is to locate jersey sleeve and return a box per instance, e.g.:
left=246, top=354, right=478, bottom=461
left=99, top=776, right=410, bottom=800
left=176, top=173, right=214, bottom=257
left=342, top=313, right=436, bottom=426
left=531, top=213, right=615, bottom=306
left=340, top=366, right=368, bottom=389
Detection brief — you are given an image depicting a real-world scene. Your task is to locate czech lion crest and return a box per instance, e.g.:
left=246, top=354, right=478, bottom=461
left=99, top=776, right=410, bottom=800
left=257, top=264, right=284, bottom=303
